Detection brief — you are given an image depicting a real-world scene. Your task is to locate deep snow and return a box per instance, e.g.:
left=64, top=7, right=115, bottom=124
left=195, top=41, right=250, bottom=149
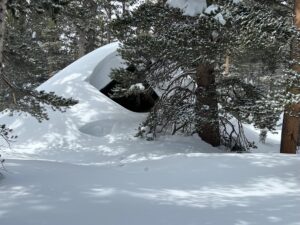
left=0, top=42, right=221, bottom=164
left=0, top=42, right=299, bottom=225
left=1, top=154, right=300, bottom=225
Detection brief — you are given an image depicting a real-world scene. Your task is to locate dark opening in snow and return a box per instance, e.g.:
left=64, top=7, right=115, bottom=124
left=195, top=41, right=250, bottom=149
left=100, top=80, right=158, bottom=113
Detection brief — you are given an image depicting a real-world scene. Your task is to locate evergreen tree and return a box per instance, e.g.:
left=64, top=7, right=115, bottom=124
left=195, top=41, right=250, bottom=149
left=1, top=0, right=136, bottom=125
left=0, top=0, right=78, bottom=123
left=111, top=0, right=296, bottom=150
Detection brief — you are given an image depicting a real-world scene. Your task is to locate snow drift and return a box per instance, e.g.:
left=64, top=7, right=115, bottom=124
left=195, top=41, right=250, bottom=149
left=0, top=42, right=219, bottom=163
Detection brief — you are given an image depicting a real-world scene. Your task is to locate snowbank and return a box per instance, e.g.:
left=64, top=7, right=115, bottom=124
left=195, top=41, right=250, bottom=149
left=1, top=154, right=299, bottom=225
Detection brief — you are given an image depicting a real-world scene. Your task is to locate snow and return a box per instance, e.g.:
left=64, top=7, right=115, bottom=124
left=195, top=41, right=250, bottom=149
left=0, top=42, right=219, bottom=163
left=129, top=83, right=145, bottom=91
left=0, top=43, right=299, bottom=225
left=167, top=0, right=207, bottom=16
left=1, top=154, right=299, bottom=225
left=214, top=13, right=226, bottom=25
left=167, top=0, right=226, bottom=24
left=167, top=0, right=239, bottom=25
left=31, top=31, right=36, bottom=39
left=204, top=4, right=219, bottom=14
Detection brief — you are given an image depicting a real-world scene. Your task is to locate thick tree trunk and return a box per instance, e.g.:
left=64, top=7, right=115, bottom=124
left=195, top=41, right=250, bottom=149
left=281, top=107, right=300, bottom=154
left=280, top=0, right=300, bottom=154
left=195, top=64, right=220, bottom=147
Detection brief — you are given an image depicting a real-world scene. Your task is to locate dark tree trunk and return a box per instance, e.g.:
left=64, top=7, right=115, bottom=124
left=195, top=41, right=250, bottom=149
left=0, top=0, right=7, bottom=106
left=281, top=107, right=300, bottom=154
left=280, top=0, right=300, bottom=154
left=0, top=0, right=7, bottom=67
left=122, top=1, right=126, bottom=15
left=195, top=64, right=220, bottom=147
left=0, top=0, right=7, bottom=92
left=85, top=0, right=97, bottom=54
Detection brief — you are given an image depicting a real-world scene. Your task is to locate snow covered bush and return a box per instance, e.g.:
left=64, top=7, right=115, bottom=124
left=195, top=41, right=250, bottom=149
left=0, top=124, right=16, bottom=175
left=0, top=124, right=15, bottom=147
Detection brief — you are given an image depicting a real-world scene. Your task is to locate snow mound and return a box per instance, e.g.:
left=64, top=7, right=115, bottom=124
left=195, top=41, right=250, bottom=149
left=0, top=42, right=221, bottom=164
left=0, top=43, right=142, bottom=160
left=79, top=118, right=138, bottom=137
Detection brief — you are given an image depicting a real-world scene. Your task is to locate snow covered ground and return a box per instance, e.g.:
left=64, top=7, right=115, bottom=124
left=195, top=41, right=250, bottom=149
left=0, top=43, right=299, bottom=225
left=1, top=154, right=299, bottom=225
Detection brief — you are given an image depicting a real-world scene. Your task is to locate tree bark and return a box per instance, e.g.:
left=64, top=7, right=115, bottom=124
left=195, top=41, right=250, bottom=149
left=103, top=2, right=112, bottom=44
left=0, top=0, right=7, bottom=67
left=77, top=27, right=87, bottom=58
left=0, top=0, right=7, bottom=108
left=224, top=55, right=230, bottom=76
left=122, top=1, right=126, bottom=15
left=195, top=64, right=220, bottom=147
left=280, top=0, right=300, bottom=154
left=85, top=0, right=97, bottom=53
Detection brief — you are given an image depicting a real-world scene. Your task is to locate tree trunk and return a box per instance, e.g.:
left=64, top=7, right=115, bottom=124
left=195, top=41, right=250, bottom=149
left=281, top=106, right=300, bottom=154
left=104, top=3, right=112, bottom=44
left=0, top=0, right=7, bottom=68
left=224, top=55, right=230, bottom=76
left=77, top=28, right=87, bottom=58
left=280, top=0, right=300, bottom=154
left=122, top=1, right=126, bottom=15
left=0, top=0, right=7, bottom=105
left=195, top=64, right=220, bottom=147
left=85, top=0, right=97, bottom=53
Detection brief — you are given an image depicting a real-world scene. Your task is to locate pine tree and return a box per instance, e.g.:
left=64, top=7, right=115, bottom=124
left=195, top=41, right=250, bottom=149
left=1, top=0, right=136, bottom=126
left=0, top=0, right=78, bottom=122
left=111, top=1, right=296, bottom=150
